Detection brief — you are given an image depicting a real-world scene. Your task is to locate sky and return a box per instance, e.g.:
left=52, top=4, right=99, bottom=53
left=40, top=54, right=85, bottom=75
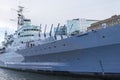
left=0, top=0, right=120, bottom=43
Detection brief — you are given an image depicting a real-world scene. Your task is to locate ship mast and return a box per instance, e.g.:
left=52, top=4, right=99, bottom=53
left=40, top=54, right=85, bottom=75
left=17, top=6, right=24, bottom=30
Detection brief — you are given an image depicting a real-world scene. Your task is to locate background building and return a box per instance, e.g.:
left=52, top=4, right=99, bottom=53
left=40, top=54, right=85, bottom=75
left=88, top=15, right=120, bottom=31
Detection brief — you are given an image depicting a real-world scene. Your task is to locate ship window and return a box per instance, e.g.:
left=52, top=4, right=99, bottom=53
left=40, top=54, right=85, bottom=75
left=20, top=34, right=34, bottom=37
left=21, top=41, right=23, bottom=44
left=18, top=33, right=20, bottom=35
left=23, top=29, right=39, bottom=31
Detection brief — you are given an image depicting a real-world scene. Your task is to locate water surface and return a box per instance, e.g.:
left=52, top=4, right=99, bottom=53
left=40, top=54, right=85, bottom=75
left=0, top=68, right=102, bottom=80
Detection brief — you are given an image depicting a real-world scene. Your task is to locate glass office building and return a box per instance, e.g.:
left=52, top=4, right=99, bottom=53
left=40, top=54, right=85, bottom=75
left=67, top=19, right=99, bottom=35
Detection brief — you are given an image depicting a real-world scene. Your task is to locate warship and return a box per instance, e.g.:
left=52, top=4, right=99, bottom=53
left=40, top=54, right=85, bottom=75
left=0, top=6, right=120, bottom=76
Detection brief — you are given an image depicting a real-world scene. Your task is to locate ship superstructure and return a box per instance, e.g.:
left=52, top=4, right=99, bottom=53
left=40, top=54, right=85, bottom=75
left=0, top=6, right=120, bottom=76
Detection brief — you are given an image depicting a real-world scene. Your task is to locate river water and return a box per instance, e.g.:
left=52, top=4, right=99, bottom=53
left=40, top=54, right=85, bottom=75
left=0, top=68, right=103, bottom=80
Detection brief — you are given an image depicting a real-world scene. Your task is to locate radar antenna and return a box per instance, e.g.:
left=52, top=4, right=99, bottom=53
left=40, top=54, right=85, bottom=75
left=17, top=6, right=24, bottom=29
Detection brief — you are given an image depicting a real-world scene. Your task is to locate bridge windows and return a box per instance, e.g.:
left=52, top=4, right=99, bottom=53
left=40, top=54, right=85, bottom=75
left=23, top=29, right=39, bottom=31
left=20, top=34, right=34, bottom=37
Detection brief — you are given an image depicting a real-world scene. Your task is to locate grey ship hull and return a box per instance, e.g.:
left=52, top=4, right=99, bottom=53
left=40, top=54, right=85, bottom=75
left=1, top=24, right=120, bottom=75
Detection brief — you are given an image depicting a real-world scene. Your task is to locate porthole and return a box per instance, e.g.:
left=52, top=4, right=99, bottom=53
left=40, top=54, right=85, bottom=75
left=77, top=58, right=80, bottom=60
left=63, top=44, right=66, bottom=46
left=54, top=46, right=56, bottom=48
left=102, top=36, right=105, bottom=38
